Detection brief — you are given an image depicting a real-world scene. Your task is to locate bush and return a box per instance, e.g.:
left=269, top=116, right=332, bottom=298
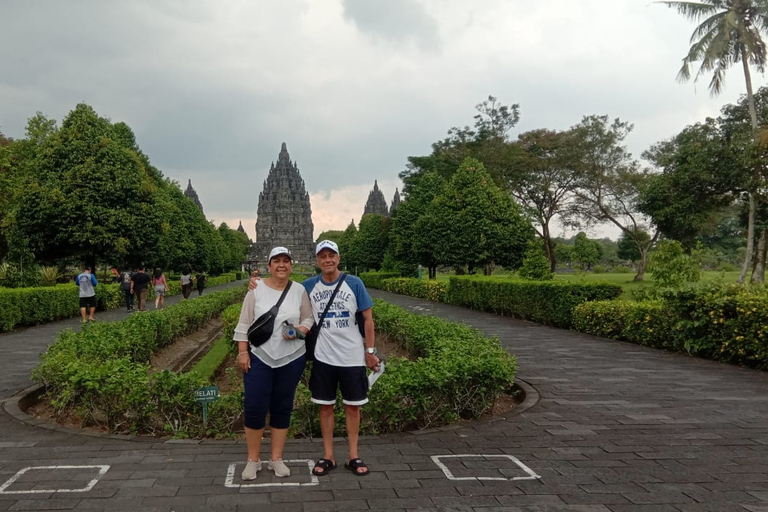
left=379, top=278, right=449, bottom=303
left=649, top=240, right=702, bottom=289
left=32, top=287, right=246, bottom=433
left=291, top=299, right=517, bottom=435
left=518, top=240, right=553, bottom=281
left=573, top=282, right=768, bottom=370
left=446, top=277, right=622, bottom=328
left=359, top=271, right=401, bottom=289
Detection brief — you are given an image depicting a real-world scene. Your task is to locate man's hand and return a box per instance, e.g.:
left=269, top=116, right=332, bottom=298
left=365, top=352, right=380, bottom=372
left=248, top=276, right=260, bottom=291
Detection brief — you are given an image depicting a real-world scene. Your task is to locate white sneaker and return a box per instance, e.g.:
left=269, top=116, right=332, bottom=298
left=268, top=458, right=290, bottom=477
left=242, top=459, right=262, bottom=481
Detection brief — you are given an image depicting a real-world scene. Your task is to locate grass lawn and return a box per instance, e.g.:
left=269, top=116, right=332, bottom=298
left=434, top=270, right=741, bottom=300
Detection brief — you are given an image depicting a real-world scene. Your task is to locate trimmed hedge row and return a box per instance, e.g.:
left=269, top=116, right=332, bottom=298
left=0, top=273, right=239, bottom=333
left=574, top=283, right=768, bottom=369
left=446, top=277, right=622, bottom=328
left=32, top=287, right=246, bottom=435
left=377, top=277, right=448, bottom=303
left=359, top=271, right=400, bottom=289
left=291, top=299, right=517, bottom=435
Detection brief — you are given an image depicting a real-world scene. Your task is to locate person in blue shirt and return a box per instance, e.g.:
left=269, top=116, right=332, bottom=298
left=75, top=266, right=98, bottom=323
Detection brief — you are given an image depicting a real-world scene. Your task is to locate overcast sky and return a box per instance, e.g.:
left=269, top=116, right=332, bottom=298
left=0, top=0, right=759, bottom=241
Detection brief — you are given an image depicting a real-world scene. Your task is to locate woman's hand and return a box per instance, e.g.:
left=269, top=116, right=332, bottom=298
left=237, top=351, right=250, bottom=373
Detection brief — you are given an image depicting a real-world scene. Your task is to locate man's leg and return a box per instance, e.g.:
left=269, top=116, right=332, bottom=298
left=319, top=404, right=336, bottom=463
left=88, top=299, right=95, bottom=321
left=345, top=404, right=361, bottom=462
left=80, top=307, right=86, bottom=322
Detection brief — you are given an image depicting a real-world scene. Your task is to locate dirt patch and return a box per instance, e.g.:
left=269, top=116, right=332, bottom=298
left=151, top=318, right=223, bottom=372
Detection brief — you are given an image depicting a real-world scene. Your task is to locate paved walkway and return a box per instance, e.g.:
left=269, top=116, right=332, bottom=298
left=0, top=288, right=766, bottom=511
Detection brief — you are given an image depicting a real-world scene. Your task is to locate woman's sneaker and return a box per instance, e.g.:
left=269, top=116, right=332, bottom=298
left=268, top=459, right=290, bottom=477
left=242, top=459, right=262, bottom=481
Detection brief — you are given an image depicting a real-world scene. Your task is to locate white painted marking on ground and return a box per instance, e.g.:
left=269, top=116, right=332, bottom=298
left=431, top=454, right=540, bottom=481
left=224, top=460, right=319, bottom=487
left=0, top=465, right=110, bottom=494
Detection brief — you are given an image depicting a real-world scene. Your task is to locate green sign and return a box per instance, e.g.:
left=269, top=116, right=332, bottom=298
left=195, top=386, right=219, bottom=403
left=195, top=386, right=219, bottom=425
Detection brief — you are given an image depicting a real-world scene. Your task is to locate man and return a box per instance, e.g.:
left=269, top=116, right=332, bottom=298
left=195, top=271, right=207, bottom=296
left=249, top=240, right=379, bottom=476
left=75, top=266, right=98, bottom=323
left=117, top=267, right=134, bottom=311
left=130, top=266, right=151, bottom=312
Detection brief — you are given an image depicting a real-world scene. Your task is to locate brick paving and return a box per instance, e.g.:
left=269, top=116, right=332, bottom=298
left=0, top=287, right=766, bottom=511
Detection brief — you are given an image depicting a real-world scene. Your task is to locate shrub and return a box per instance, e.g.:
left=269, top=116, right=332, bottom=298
left=379, top=278, right=449, bottom=302
left=447, top=277, right=622, bottom=328
left=32, top=287, right=245, bottom=433
left=649, top=240, right=702, bottom=289
left=359, top=271, right=401, bottom=289
left=518, top=240, right=553, bottom=281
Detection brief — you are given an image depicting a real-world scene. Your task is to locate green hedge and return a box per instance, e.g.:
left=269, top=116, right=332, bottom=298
left=446, top=277, right=622, bottom=328
left=378, top=278, right=449, bottom=303
left=290, top=299, right=517, bottom=435
left=573, top=283, right=768, bottom=369
left=359, top=271, right=400, bottom=289
left=0, top=273, right=239, bottom=333
left=32, top=287, right=246, bottom=435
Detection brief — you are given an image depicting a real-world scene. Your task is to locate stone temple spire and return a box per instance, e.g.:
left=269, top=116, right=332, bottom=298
left=249, top=143, right=315, bottom=265
left=237, top=221, right=245, bottom=233
left=184, top=179, right=204, bottom=213
left=390, top=188, right=401, bottom=215
left=363, top=180, right=389, bottom=217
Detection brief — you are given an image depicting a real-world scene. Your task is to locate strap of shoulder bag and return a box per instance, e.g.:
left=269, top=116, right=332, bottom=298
left=315, top=273, right=347, bottom=331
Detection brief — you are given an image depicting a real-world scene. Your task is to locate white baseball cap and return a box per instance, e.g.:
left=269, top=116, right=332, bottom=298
left=268, top=246, right=292, bottom=262
left=315, top=240, right=339, bottom=255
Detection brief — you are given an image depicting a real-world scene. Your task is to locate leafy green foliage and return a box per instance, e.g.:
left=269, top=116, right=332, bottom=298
left=649, top=240, right=702, bottom=289
left=518, top=240, right=554, bottom=281
left=447, top=276, right=622, bottom=328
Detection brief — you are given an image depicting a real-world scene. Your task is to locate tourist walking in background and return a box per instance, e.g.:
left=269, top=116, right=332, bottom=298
left=152, top=268, right=168, bottom=309
left=234, top=247, right=314, bottom=481
left=75, top=266, right=98, bottom=323
left=180, top=267, right=193, bottom=299
left=195, top=271, right=206, bottom=296
left=130, top=266, right=151, bottom=311
left=118, top=267, right=134, bottom=311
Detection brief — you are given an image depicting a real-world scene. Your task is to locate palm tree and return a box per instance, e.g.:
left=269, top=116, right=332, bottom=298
left=660, top=0, right=768, bottom=283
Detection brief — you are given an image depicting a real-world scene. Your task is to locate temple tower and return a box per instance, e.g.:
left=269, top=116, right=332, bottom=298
left=250, top=143, right=315, bottom=266
left=390, top=188, right=401, bottom=215
left=184, top=179, right=204, bottom=213
left=363, top=180, right=389, bottom=217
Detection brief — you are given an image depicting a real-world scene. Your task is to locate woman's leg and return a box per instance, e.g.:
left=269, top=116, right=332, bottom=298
left=243, top=354, right=273, bottom=461
left=268, top=356, right=306, bottom=461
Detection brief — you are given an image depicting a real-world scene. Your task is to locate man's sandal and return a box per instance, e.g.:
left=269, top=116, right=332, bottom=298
left=312, top=458, right=337, bottom=476
left=344, top=458, right=370, bottom=476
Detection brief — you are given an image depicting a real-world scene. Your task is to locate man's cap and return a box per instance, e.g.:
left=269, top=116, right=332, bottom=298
left=315, top=240, right=339, bottom=255
left=268, top=246, right=292, bottom=262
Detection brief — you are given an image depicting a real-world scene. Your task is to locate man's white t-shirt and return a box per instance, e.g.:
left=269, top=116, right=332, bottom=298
left=302, top=273, right=373, bottom=367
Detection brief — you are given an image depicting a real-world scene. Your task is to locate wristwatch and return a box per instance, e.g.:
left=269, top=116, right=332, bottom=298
left=365, top=347, right=378, bottom=355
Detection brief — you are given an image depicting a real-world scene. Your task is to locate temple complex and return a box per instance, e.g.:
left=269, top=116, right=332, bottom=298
left=184, top=179, right=204, bottom=213
left=362, top=180, right=389, bottom=217
left=249, top=143, right=315, bottom=267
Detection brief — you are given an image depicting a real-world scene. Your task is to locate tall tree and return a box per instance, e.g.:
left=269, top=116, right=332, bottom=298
left=435, top=158, right=534, bottom=275
left=506, top=129, right=580, bottom=271
left=570, top=115, right=658, bottom=281
left=660, top=0, right=768, bottom=282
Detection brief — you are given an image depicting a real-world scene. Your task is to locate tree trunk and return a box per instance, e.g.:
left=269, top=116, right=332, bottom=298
left=752, top=230, right=766, bottom=284
left=739, top=193, right=756, bottom=283
left=634, top=247, right=648, bottom=281
left=739, top=52, right=759, bottom=284
left=484, top=263, right=495, bottom=276
left=542, top=224, right=556, bottom=272
left=429, top=266, right=436, bottom=280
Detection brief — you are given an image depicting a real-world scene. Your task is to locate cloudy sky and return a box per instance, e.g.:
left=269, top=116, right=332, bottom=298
left=0, top=0, right=758, bottom=241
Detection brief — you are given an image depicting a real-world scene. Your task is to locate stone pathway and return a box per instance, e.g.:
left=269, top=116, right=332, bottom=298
left=0, top=287, right=765, bottom=511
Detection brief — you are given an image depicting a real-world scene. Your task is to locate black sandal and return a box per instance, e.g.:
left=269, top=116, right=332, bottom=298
left=344, top=458, right=370, bottom=476
left=312, top=458, right=337, bottom=476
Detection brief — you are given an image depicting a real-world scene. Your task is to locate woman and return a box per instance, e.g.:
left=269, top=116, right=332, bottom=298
left=233, top=247, right=314, bottom=481
left=152, top=268, right=169, bottom=310
left=180, top=267, right=193, bottom=300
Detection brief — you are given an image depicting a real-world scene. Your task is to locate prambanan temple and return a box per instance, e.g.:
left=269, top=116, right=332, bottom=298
left=249, top=143, right=315, bottom=266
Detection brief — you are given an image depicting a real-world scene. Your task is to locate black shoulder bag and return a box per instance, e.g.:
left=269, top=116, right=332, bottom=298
left=304, top=274, right=347, bottom=362
left=247, top=281, right=293, bottom=347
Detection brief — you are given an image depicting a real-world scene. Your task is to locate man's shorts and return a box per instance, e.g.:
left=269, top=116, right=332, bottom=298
left=79, top=296, right=96, bottom=308
left=309, top=359, right=369, bottom=406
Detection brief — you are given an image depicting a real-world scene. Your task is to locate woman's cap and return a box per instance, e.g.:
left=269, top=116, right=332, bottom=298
left=315, top=240, right=339, bottom=255
left=268, top=246, right=292, bottom=261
